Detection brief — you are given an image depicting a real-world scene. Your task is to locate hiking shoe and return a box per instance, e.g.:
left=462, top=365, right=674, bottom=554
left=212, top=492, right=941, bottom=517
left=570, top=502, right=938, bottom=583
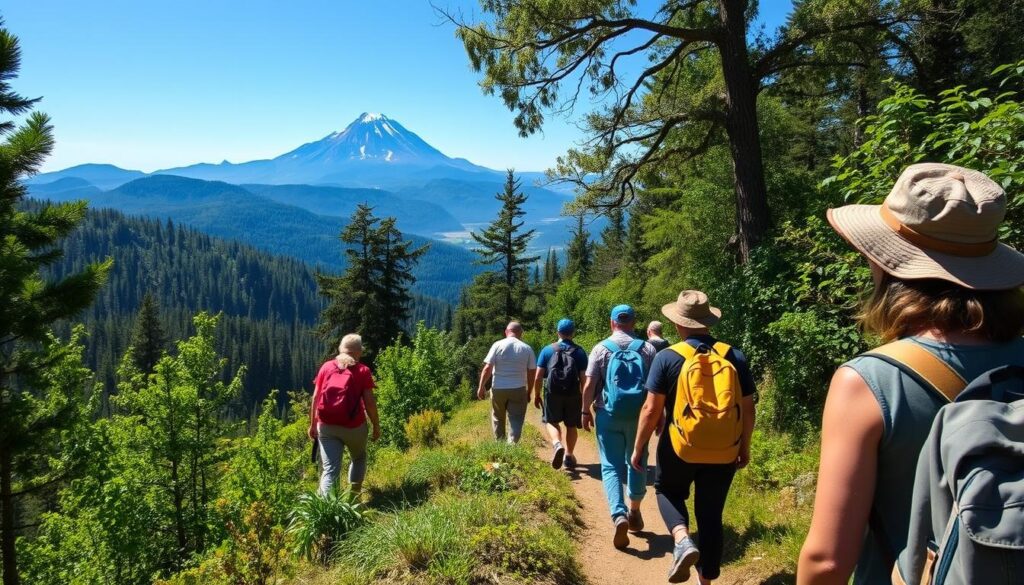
left=564, top=453, right=577, bottom=469
left=627, top=508, right=644, bottom=533
left=612, top=516, right=630, bottom=550
left=551, top=443, right=565, bottom=470
left=667, top=536, right=700, bottom=583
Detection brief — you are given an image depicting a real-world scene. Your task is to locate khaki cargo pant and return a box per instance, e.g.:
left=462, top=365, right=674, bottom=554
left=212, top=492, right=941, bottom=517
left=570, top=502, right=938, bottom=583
left=490, top=386, right=528, bottom=443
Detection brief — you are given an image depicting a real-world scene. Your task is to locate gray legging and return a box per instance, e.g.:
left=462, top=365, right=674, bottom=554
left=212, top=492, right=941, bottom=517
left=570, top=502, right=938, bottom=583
left=317, top=422, right=368, bottom=495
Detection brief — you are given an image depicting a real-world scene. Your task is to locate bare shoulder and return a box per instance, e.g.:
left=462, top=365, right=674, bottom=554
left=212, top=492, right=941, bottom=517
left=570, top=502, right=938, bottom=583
left=824, top=366, right=883, bottom=434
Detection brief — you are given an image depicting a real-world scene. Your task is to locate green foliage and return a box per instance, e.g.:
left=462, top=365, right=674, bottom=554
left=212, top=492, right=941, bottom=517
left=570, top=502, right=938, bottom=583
left=827, top=62, right=1024, bottom=245
left=219, top=396, right=311, bottom=525
left=373, top=323, right=467, bottom=448
left=742, top=430, right=821, bottom=492
left=159, top=501, right=291, bottom=585
left=21, top=313, right=245, bottom=584
left=0, top=19, right=110, bottom=583
left=287, top=489, right=370, bottom=566
left=404, top=409, right=444, bottom=449
left=471, top=523, right=582, bottom=583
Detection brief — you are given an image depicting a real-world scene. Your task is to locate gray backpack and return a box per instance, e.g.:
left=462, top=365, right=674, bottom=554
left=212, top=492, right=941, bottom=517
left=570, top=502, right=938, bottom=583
left=893, top=365, right=1024, bottom=585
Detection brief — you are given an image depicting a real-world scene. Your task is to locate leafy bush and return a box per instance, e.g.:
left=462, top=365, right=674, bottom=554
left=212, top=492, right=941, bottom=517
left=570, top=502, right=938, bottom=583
left=287, top=489, right=370, bottom=565
left=459, top=461, right=515, bottom=493
left=471, top=523, right=583, bottom=583
left=159, top=501, right=291, bottom=585
left=827, top=61, right=1024, bottom=247
left=374, top=323, right=467, bottom=448
left=405, top=409, right=444, bottom=448
left=742, top=429, right=820, bottom=491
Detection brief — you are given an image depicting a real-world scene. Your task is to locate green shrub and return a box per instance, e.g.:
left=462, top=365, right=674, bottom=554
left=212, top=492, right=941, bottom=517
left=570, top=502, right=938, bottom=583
left=743, top=429, right=819, bottom=491
left=405, top=409, right=444, bottom=448
left=374, top=324, right=468, bottom=448
left=287, top=489, right=370, bottom=565
left=160, top=501, right=292, bottom=585
left=471, top=523, right=583, bottom=583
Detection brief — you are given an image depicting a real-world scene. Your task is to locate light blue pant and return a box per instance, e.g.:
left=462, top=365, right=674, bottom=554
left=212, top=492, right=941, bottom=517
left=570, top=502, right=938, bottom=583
left=317, top=422, right=368, bottom=495
left=595, top=408, right=648, bottom=521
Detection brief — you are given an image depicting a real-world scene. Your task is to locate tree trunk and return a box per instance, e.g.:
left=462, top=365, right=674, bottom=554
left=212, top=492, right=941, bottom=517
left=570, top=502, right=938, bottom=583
left=1, top=448, right=19, bottom=585
left=170, top=457, right=187, bottom=564
left=718, top=0, right=771, bottom=263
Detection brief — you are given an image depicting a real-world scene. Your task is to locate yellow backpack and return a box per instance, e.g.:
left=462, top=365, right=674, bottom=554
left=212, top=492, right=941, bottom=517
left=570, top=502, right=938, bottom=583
left=668, top=341, right=743, bottom=464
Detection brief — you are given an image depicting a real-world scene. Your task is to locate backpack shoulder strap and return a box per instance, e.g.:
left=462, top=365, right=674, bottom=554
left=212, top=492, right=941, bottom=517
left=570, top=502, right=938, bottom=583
left=551, top=342, right=563, bottom=353
left=627, top=339, right=645, bottom=353
left=601, top=339, right=620, bottom=354
left=864, top=340, right=968, bottom=403
left=711, top=341, right=732, bottom=357
left=669, top=341, right=697, bottom=361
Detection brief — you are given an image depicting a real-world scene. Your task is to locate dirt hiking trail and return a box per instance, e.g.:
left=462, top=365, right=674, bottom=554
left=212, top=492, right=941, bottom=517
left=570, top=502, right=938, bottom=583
left=528, top=409, right=750, bottom=585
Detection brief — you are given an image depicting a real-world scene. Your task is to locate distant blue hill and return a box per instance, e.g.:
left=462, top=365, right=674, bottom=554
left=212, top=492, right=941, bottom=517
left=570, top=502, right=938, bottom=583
left=30, top=175, right=480, bottom=302
left=27, top=164, right=145, bottom=190
left=241, top=183, right=463, bottom=235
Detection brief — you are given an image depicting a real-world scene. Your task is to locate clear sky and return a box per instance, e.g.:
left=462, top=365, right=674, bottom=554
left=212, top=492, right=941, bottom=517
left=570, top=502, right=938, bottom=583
left=5, top=1, right=794, bottom=174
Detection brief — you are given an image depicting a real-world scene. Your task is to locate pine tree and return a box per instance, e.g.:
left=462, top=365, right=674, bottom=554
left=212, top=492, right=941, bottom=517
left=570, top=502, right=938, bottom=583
left=593, top=206, right=626, bottom=283
left=130, top=292, right=166, bottom=375
left=469, top=170, right=539, bottom=321
left=0, top=21, right=110, bottom=585
left=543, top=248, right=560, bottom=286
left=373, top=216, right=427, bottom=345
left=317, top=204, right=426, bottom=360
left=564, top=214, right=592, bottom=284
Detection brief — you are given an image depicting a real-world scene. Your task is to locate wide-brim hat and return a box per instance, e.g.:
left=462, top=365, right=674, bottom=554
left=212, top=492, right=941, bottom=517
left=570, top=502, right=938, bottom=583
left=662, top=290, right=722, bottom=329
left=827, top=163, right=1024, bottom=291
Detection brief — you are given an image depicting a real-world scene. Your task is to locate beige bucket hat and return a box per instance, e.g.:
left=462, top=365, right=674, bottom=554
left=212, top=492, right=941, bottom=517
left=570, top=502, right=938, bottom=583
left=827, top=163, right=1024, bottom=290
left=662, top=290, right=722, bottom=329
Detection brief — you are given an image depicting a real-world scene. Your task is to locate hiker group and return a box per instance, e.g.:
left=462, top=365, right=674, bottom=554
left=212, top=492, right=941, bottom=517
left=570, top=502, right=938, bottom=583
left=479, top=296, right=754, bottom=584
left=309, top=164, right=1024, bottom=585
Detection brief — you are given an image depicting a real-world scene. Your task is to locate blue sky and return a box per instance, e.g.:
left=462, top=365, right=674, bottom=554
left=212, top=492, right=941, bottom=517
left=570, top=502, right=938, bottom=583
left=6, top=1, right=794, bottom=174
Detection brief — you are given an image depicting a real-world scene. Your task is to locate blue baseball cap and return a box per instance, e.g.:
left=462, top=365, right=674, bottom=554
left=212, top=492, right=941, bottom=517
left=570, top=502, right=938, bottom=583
left=556, top=318, right=575, bottom=334
left=610, top=304, right=636, bottom=323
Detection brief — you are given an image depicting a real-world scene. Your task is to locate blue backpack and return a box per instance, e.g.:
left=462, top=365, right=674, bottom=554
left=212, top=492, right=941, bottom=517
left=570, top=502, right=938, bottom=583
left=601, top=338, right=647, bottom=419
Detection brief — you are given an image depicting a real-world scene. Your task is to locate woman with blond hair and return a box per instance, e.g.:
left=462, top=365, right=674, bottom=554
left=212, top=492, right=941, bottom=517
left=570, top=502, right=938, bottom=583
left=798, top=164, right=1024, bottom=584
left=309, top=334, right=380, bottom=495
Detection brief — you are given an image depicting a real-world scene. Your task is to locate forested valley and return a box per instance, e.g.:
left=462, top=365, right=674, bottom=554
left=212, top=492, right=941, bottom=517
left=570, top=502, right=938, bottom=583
left=2, top=1, right=1024, bottom=585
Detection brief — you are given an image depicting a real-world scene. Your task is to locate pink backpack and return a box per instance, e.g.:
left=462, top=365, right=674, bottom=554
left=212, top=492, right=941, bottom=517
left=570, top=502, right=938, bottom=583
left=316, top=363, right=365, bottom=427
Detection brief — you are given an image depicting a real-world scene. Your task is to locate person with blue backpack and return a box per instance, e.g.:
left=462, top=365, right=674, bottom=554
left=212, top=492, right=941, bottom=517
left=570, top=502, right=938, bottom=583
left=582, top=304, right=658, bottom=550
left=532, top=318, right=588, bottom=470
left=798, top=164, right=1024, bottom=585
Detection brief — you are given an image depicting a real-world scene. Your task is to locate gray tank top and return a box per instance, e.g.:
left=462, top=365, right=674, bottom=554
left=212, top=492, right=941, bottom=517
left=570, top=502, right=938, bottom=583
left=843, top=336, right=1024, bottom=584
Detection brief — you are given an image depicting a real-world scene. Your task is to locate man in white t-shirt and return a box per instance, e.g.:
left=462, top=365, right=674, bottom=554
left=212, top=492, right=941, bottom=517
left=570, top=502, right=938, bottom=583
left=477, top=321, right=536, bottom=443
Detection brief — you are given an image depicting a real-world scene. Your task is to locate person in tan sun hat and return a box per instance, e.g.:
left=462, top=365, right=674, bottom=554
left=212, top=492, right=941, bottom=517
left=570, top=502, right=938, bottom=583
left=798, top=163, right=1024, bottom=585
left=631, top=290, right=757, bottom=584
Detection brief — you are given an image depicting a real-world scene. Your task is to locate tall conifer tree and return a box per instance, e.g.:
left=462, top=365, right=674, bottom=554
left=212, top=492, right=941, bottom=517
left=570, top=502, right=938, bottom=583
left=593, top=206, right=626, bottom=283
left=469, top=170, right=538, bottom=321
left=0, top=21, right=110, bottom=585
left=130, top=292, right=166, bottom=375
left=564, top=214, right=592, bottom=284
left=317, top=204, right=426, bottom=359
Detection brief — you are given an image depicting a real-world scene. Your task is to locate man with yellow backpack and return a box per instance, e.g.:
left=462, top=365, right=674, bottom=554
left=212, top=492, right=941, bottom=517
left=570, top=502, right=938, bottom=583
left=631, top=290, right=757, bottom=584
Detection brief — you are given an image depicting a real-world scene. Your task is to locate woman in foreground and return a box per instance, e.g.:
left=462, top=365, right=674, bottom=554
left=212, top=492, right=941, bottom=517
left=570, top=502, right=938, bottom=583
left=309, top=334, right=380, bottom=495
left=797, top=164, right=1024, bottom=584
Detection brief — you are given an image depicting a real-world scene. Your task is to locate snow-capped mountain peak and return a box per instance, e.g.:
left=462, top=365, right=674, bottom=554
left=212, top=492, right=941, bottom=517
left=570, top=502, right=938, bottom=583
left=279, top=112, right=450, bottom=167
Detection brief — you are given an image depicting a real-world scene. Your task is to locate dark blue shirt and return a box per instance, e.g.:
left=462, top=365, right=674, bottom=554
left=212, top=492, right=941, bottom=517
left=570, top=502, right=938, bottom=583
left=645, top=335, right=756, bottom=416
left=536, top=340, right=588, bottom=373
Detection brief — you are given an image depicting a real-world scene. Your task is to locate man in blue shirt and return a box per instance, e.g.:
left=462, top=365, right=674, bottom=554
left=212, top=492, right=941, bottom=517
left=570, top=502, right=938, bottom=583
left=631, top=290, right=756, bottom=584
left=532, top=318, right=588, bottom=470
